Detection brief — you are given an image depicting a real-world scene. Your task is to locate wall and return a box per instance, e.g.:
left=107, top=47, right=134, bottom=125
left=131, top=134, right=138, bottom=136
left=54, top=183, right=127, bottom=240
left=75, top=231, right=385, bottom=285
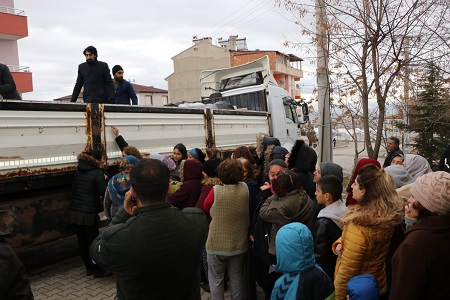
left=167, top=39, right=230, bottom=102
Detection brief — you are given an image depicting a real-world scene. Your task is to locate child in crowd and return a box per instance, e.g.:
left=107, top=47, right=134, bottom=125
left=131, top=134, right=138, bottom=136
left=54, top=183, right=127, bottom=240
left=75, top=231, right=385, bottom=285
left=259, top=169, right=315, bottom=257
left=167, top=159, right=203, bottom=209
left=271, top=222, right=334, bottom=300
left=347, top=274, right=379, bottom=300
left=313, top=175, right=348, bottom=280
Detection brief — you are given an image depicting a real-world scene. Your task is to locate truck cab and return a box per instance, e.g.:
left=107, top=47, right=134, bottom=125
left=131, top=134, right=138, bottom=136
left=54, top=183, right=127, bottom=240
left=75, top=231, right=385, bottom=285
left=199, top=56, right=307, bottom=150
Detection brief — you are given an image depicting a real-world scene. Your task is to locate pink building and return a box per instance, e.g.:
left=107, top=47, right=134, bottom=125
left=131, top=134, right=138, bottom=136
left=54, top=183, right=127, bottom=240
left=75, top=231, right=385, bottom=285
left=0, top=0, right=33, bottom=95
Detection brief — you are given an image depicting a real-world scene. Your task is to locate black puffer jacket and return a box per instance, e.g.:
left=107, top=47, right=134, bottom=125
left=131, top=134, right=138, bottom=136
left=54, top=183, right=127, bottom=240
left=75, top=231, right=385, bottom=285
left=0, top=234, right=33, bottom=300
left=313, top=217, right=342, bottom=280
left=288, top=140, right=317, bottom=200
left=70, top=153, right=106, bottom=213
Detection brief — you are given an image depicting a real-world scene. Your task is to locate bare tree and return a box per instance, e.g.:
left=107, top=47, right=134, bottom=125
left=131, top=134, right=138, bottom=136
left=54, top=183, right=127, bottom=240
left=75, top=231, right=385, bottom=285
left=277, top=0, right=450, bottom=159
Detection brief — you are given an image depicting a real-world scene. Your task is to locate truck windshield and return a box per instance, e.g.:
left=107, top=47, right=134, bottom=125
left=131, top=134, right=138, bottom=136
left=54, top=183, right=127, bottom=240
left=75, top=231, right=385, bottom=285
left=283, top=97, right=299, bottom=124
left=220, top=71, right=264, bottom=91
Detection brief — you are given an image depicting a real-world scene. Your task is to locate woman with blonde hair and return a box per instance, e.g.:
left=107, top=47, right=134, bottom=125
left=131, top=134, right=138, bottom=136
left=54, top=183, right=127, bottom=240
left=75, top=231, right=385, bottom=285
left=333, top=164, right=403, bottom=300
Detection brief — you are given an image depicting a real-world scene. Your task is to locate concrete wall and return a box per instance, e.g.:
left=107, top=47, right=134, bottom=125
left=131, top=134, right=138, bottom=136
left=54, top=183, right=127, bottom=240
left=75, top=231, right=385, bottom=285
left=167, top=39, right=230, bottom=102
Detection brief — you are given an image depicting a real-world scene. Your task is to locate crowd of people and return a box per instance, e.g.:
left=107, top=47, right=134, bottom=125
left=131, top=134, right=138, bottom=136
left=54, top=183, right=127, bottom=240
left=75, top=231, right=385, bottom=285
left=3, top=131, right=449, bottom=300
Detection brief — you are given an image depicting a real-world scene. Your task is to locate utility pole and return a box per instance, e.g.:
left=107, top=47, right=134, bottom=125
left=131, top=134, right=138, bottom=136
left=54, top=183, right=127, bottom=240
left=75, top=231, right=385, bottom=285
left=316, top=0, right=332, bottom=162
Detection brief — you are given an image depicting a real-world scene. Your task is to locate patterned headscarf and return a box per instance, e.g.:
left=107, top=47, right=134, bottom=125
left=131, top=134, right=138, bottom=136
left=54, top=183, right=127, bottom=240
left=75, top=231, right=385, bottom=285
left=108, top=155, right=139, bottom=206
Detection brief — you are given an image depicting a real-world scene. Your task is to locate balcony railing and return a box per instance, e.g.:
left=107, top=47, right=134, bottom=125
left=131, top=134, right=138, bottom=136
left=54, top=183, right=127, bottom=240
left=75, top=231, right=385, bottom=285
left=0, top=6, right=25, bottom=15
left=7, top=65, right=31, bottom=72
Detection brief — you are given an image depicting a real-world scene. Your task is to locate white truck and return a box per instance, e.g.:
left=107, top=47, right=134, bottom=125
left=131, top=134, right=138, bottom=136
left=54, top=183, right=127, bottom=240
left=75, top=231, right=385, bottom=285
left=0, top=56, right=307, bottom=268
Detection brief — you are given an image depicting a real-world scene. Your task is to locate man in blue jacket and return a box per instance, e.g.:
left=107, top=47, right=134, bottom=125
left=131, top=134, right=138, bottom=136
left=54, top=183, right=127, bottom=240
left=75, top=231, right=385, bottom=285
left=71, top=46, right=115, bottom=103
left=112, top=65, right=138, bottom=105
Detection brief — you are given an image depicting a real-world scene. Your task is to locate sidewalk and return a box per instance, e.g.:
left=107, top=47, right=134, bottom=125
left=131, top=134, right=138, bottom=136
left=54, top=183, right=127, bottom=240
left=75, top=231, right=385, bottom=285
left=29, top=257, right=264, bottom=300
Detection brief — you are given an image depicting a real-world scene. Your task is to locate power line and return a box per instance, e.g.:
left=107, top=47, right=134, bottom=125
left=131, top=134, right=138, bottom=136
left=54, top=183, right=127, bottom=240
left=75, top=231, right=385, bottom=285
left=196, top=0, right=260, bottom=37
left=201, top=0, right=274, bottom=39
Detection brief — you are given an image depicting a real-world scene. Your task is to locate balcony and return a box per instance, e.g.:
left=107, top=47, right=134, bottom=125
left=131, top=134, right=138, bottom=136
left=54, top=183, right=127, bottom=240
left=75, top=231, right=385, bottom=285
left=273, top=61, right=303, bottom=79
left=0, top=6, right=28, bottom=40
left=9, top=65, right=33, bottom=93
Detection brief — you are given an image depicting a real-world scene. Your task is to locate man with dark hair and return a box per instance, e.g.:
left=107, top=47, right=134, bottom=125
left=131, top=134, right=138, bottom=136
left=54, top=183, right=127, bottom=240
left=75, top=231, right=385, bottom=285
left=383, top=136, right=404, bottom=168
left=90, top=159, right=207, bottom=299
left=111, top=65, right=138, bottom=105
left=0, top=63, right=21, bottom=100
left=71, top=46, right=115, bottom=103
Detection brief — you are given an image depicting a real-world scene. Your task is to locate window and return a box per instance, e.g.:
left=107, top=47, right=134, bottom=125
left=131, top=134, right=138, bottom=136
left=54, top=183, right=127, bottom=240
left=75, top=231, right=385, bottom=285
left=283, top=97, right=299, bottom=123
left=162, top=96, right=168, bottom=105
left=144, top=95, right=153, bottom=106
left=220, top=72, right=263, bottom=91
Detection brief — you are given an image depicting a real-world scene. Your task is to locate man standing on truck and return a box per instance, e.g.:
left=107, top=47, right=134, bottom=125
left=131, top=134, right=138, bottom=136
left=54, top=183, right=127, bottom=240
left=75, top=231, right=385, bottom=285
left=71, top=46, right=115, bottom=103
left=111, top=65, right=138, bottom=105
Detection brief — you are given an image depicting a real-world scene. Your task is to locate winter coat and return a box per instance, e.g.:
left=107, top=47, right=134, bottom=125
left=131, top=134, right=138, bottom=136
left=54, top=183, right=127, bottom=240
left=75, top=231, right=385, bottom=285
left=90, top=204, right=208, bottom=300
left=287, top=140, right=317, bottom=200
left=250, top=188, right=273, bottom=264
left=69, top=153, right=106, bottom=219
left=0, top=234, right=33, bottom=300
left=0, top=63, right=21, bottom=100
left=168, top=159, right=203, bottom=209
left=71, top=59, right=115, bottom=103
left=333, top=223, right=395, bottom=300
left=259, top=190, right=315, bottom=255
left=390, top=214, right=450, bottom=300
left=196, top=176, right=222, bottom=224
left=114, top=79, right=138, bottom=105
left=103, top=187, right=118, bottom=221
left=271, top=223, right=334, bottom=300
left=314, top=200, right=348, bottom=280
left=245, top=178, right=259, bottom=224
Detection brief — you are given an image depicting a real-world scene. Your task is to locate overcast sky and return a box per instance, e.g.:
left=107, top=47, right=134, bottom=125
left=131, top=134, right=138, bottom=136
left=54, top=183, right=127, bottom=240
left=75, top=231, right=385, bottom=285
left=13, top=0, right=317, bottom=101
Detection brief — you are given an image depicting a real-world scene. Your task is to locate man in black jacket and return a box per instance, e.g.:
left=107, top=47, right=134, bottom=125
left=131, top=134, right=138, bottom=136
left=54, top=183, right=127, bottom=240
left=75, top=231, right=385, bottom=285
left=90, top=159, right=208, bottom=300
left=383, top=136, right=404, bottom=168
left=0, top=63, right=22, bottom=100
left=71, top=46, right=115, bottom=103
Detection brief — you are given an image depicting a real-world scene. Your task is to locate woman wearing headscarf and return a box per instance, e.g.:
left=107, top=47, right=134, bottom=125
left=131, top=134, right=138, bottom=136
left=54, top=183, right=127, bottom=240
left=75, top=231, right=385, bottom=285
left=404, top=154, right=433, bottom=180
left=188, top=148, right=206, bottom=164
left=104, top=155, right=139, bottom=221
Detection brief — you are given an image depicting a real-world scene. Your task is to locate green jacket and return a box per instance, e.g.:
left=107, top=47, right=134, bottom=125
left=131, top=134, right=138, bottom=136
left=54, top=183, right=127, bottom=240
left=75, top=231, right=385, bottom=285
left=90, top=202, right=207, bottom=300
left=260, top=190, right=315, bottom=255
